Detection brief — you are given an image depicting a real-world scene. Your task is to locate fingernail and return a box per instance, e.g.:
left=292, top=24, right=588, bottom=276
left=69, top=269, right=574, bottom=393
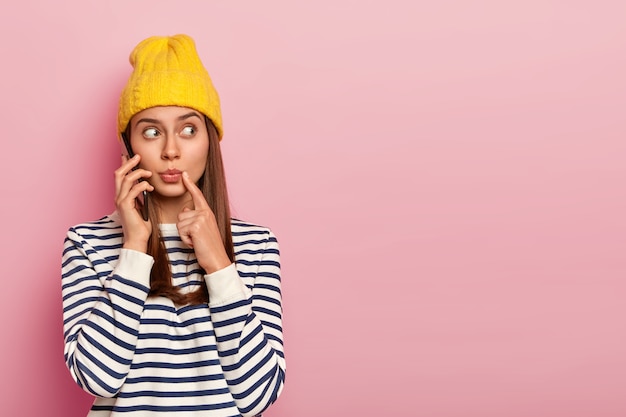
left=183, top=171, right=189, bottom=178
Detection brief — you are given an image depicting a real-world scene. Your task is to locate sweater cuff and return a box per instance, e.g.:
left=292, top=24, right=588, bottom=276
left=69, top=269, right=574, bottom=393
left=113, top=249, right=154, bottom=290
left=205, top=263, right=250, bottom=306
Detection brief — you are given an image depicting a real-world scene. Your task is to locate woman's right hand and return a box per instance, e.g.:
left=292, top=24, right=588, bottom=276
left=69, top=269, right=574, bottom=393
left=115, top=154, right=154, bottom=253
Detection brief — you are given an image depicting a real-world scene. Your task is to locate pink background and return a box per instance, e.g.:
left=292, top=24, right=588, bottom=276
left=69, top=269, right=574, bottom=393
left=1, top=1, right=625, bottom=416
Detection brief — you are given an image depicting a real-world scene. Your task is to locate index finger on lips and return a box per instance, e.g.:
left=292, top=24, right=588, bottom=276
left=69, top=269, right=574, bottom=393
left=181, top=171, right=209, bottom=210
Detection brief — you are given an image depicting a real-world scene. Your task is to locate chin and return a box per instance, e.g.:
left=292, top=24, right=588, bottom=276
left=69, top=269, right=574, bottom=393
left=154, top=184, right=187, bottom=198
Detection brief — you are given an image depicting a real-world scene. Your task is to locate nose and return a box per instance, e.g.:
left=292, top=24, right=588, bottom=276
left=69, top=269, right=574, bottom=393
left=161, top=135, right=180, bottom=160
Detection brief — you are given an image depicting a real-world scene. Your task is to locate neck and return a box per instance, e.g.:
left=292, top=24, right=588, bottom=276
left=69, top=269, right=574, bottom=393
left=152, top=193, right=194, bottom=224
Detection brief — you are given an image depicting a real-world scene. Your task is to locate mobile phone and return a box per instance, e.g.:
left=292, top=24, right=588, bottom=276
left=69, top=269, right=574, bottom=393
left=121, top=132, right=150, bottom=221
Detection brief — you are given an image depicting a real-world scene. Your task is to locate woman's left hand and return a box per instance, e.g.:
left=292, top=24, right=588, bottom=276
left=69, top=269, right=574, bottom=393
left=177, top=171, right=232, bottom=274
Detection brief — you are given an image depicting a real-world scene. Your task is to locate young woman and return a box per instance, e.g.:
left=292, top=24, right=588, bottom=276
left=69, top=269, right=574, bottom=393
left=61, top=34, right=285, bottom=416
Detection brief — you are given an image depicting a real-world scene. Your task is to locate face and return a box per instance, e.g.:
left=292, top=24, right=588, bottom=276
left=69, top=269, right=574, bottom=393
left=129, top=106, right=209, bottom=201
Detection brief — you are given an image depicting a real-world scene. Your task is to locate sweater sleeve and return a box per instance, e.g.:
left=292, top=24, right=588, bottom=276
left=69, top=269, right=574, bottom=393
left=205, top=229, right=286, bottom=417
left=61, top=226, right=153, bottom=397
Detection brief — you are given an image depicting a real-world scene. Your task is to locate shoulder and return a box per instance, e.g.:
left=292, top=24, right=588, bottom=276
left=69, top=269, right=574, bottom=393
left=231, top=218, right=273, bottom=236
left=230, top=218, right=279, bottom=247
left=66, top=212, right=123, bottom=242
left=231, top=219, right=280, bottom=268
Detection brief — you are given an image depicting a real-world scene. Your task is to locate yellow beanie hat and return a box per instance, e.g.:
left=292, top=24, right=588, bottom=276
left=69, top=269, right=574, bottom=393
left=117, top=34, right=223, bottom=139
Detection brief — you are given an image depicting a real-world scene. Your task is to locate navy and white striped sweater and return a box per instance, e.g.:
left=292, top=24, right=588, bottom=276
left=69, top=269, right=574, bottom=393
left=61, top=212, right=285, bottom=416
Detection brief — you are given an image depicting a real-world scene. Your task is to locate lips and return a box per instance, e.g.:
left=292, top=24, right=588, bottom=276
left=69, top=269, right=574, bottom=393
left=159, top=169, right=182, bottom=183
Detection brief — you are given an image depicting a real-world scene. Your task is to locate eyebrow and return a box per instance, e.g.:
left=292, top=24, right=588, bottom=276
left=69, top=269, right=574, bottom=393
left=134, top=111, right=203, bottom=126
left=177, top=111, right=203, bottom=122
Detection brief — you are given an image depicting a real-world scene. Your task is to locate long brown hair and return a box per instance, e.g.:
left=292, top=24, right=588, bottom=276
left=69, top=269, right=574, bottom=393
left=126, top=116, right=234, bottom=305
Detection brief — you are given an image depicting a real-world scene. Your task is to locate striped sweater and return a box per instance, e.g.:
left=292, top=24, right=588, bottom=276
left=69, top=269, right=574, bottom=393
left=61, top=212, right=285, bottom=416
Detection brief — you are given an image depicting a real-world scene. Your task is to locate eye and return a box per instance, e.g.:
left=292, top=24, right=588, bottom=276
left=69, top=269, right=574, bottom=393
left=143, top=128, right=160, bottom=139
left=181, top=125, right=196, bottom=137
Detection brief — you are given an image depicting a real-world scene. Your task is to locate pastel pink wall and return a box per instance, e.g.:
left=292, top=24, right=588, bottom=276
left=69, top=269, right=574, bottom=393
left=1, top=1, right=624, bottom=416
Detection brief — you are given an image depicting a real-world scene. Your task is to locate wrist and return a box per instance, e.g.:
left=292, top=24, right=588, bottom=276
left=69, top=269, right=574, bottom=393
left=123, top=240, right=148, bottom=253
left=201, top=255, right=232, bottom=275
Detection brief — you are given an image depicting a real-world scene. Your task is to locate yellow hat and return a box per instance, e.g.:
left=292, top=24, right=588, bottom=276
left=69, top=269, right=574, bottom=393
left=117, top=34, right=223, bottom=139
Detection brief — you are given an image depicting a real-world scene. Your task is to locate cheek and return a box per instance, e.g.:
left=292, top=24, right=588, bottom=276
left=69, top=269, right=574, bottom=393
left=137, top=152, right=160, bottom=170
left=196, top=155, right=209, bottom=172
left=191, top=145, right=209, bottom=172
left=131, top=142, right=159, bottom=163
